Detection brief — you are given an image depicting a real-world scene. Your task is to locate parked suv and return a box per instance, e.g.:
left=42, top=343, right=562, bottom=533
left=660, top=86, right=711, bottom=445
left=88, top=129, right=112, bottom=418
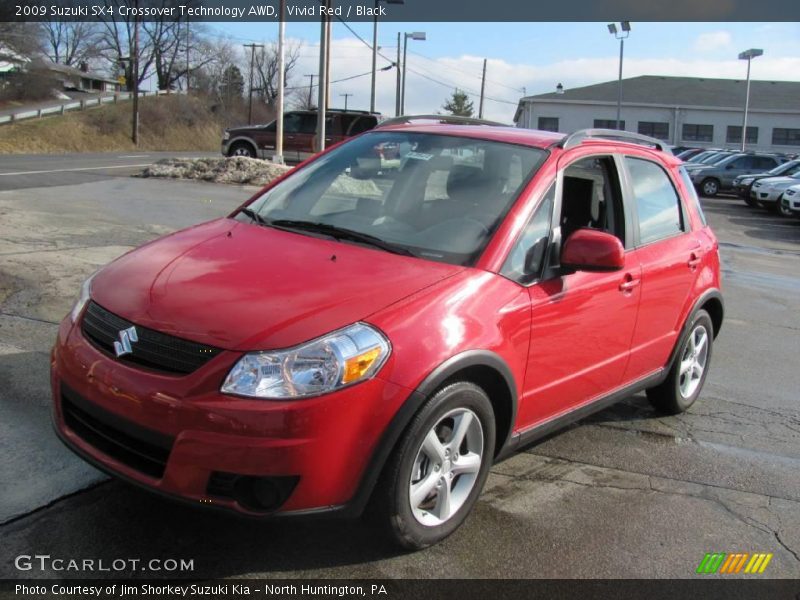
left=53, top=125, right=723, bottom=549
left=750, top=172, right=800, bottom=214
left=221, top=109, right=380, bottom=162
left=689, top=152, right=786, bottom=197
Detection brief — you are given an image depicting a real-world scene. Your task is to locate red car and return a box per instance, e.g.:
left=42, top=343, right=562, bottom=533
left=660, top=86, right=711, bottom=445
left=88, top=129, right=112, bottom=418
left=52, top=124, right=723, bottom=549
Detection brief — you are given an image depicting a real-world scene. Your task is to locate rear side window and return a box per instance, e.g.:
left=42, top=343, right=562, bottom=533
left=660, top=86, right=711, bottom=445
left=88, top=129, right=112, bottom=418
left=678, top=166, right=707, bottom=226
left=348, top=116, right=378, bottom=136
left=625, top=157, right=685, bottom=244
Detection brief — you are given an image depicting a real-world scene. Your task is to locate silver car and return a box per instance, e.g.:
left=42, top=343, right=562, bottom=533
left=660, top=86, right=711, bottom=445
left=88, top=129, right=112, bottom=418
left=750, top=174, right=800, bottom=214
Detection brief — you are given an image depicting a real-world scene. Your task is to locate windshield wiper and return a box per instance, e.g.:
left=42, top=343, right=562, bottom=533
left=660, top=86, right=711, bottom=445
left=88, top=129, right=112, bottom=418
left=240, top=207, right=269, bottom=226
left=269, top=219, right=416, bottom=257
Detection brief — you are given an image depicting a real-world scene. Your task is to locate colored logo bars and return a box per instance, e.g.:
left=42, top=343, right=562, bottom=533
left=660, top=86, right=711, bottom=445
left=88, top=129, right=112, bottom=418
left=697, top=552, right=773, bottom=574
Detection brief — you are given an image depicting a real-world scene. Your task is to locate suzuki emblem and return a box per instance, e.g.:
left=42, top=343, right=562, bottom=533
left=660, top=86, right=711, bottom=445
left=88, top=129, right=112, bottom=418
left=114, top=326, right=138, bottom=357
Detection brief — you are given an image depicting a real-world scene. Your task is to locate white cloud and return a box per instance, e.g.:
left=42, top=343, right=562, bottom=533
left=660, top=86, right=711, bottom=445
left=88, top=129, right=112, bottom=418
left=265, top=36, right=800, bottom=124
left=691, top=31, right=733, bottom=54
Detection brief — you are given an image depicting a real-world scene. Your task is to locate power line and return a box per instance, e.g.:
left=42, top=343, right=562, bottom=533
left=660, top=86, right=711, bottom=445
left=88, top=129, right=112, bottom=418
left=407, top=48, right=525, bottom=94
left=404, top=66, right=519, bottom=106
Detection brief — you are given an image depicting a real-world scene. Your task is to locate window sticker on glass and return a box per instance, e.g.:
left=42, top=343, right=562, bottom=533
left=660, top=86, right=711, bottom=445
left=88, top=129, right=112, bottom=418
left=406, top=151, right=434, bottom=161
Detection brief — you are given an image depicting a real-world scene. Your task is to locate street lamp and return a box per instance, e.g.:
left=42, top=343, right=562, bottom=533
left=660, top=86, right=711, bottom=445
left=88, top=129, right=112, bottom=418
left=370, top=0, right=404, bottom=114
left=400, top=31, right=426, bottom=115
left=738, top=48, right=763, bottom=151
left=607, top=21, right=631, bottom=131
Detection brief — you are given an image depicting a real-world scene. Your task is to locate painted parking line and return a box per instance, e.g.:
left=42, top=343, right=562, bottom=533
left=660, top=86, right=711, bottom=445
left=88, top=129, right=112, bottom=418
left=0, top=164, right=151, bottom=176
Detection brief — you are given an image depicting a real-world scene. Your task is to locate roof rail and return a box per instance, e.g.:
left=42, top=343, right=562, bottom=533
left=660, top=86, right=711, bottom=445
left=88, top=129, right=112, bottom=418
left=556, top=128, right=669, bottom=152
left=375, top=114, right=507, bottom=128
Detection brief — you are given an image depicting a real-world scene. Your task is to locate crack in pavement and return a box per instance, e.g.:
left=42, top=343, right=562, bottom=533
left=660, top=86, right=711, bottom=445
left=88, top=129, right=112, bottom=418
left=490, top=455, right=800, bottom=564
left=0, top=311, right=59, bottom=326
left=0, top=480, right=110, bottom=528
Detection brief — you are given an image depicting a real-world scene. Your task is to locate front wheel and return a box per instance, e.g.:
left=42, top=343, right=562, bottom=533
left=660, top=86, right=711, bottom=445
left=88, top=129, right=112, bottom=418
left=700, top=178, right=720, bottom=197
left=777, top=196, right=793, bottom=217
left=228, top=142, right=256, bottom=158
left=369, top=381, right=495, bottom=550
left=647, top=309, right=713, bottom=414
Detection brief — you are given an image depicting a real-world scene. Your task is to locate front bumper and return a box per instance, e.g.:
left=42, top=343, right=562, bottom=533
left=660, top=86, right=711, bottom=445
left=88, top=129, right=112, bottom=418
left=51, top=314, right=411, bottom=516
left=750, top=188, right=782, bottom=204
left=782, top=193, right=800, bottom=215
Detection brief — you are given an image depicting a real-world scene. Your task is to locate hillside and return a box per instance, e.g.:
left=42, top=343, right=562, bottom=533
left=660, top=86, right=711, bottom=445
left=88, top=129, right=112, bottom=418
left=0, top=95, right=248, bottom=154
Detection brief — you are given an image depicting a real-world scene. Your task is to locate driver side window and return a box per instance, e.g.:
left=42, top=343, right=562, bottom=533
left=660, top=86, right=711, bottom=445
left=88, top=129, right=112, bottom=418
left=559, top=156, right=625, bottom=247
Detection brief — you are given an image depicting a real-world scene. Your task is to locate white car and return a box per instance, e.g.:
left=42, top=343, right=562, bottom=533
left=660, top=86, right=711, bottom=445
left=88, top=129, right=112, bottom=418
left=750, top=175, right=800, bottom=214
left=780, top=184, right=800, bottom=218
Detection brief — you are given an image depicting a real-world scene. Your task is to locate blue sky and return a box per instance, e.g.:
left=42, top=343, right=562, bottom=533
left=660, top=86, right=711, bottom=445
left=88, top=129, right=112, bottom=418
left=206, top=22, right=800, bottom=120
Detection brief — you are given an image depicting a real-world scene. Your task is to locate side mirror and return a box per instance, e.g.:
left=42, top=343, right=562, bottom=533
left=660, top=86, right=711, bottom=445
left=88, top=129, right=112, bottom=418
left=561, top=229, right=625, bottom=272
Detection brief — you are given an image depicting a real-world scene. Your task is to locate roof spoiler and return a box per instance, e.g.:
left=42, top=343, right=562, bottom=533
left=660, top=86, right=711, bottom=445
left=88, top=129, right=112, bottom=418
left=555, top=128, right=671, bottom=153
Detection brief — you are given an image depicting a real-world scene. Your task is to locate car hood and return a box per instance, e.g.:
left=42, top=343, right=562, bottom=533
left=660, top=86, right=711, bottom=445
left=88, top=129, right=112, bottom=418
left=684, top=164, right=713, bottom=171
left=756, top=176, right=800, bottom=188
left=90, top=218, right=462, bottom=351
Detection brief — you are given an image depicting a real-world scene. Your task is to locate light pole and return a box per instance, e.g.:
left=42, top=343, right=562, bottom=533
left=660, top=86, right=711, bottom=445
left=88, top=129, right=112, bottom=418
left=607, top=21, right=631, bottom=131
left=370, top=0, right=403, bottom=114
left=274, top=0, right=286, bottom=164
left=401, top=31, right=426, bottom=115
left=738, top=48, right=763, bottom=152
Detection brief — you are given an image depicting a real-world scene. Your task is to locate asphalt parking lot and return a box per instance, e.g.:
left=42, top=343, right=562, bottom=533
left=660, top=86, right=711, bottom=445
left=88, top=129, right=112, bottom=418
left=0, top=154, right=798, bottom=579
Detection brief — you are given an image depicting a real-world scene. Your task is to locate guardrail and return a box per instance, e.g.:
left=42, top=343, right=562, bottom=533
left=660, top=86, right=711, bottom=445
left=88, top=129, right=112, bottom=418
left=0, top=90, right=171, bottom=125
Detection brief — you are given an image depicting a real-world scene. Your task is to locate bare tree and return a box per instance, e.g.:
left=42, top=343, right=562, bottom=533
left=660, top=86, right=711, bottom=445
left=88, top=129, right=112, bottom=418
left=44, top=21, right=102, bottom=67
left=253, top=40, right=301, bottom=108
left=0, top=22, right=45, bottom=62
left=96, top=0, right=155, bottom=91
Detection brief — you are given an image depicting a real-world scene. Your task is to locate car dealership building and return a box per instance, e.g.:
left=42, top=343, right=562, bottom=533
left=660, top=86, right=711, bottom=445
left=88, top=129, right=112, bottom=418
left=514, top=75, right=800, bottom=152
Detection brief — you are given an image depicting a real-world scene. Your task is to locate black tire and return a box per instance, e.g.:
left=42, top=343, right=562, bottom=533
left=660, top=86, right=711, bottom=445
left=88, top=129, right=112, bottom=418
left=368, top=381, right=496, bottom=550
left=700, top=178, right=720, bottom=197
left=776, top=196, right=793, bottom=217
left=647, top=309, right=714, bottom=415
left=228, top=142, right=256, bottom=158
left=744, top=194, right=758, bottom=207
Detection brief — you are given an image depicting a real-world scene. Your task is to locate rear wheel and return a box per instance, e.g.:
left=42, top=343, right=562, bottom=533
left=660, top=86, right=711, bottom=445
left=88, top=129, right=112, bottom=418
left=700, top=178, right=720, bottom=197
left=369, top=381, right=495, bottom=550
left=228, top=142, right=256, bottom=158
left=647, top=310, right=713, bottom=415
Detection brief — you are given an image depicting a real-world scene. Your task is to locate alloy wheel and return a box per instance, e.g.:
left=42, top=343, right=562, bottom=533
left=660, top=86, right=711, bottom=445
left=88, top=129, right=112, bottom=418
left=231, top=146, right=253, bottom=157
left=408, top=408, right=484, bottom=526
left=702, top=180, right=719, bottom=196
left=679, top=324, right=709, bottom=399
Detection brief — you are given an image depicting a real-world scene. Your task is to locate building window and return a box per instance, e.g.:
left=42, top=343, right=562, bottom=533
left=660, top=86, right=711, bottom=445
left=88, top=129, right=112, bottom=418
left=638, top=121, right=669, bottom=140
left=772, top=128, right=800, bottom=146
left=682, top=124, right=714, bottom=142
left=537, top=117, right=559, bottom=132
left=593, top=119, right=625, bottom=130
left=726, top=125, right=758, bottom=144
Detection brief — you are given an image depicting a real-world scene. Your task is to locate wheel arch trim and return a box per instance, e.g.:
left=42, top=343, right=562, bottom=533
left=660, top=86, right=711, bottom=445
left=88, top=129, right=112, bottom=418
left=668, top=288, right=724, bottom=371
left=343, top=350, right=518, bottom=517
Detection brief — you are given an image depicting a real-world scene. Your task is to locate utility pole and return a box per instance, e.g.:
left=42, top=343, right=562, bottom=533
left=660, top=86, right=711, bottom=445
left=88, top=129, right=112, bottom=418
left=274, top=0, right=286, bottom=164
left=185, top=21, right=190, bottom=95
left=325, top=13, right=332, bottom=110
left=243, top=43, right=264, bottom=125
left=316, top=2, right=329, bottom=152
left=132, top=0, right=139, bottom=145
left=304, top=74, right=316, bottom=108
left=340, top=93, right=353, bottom=111
left=478, top=58, right=487, bottom=119
left=395, top=32, right=401, bottom=116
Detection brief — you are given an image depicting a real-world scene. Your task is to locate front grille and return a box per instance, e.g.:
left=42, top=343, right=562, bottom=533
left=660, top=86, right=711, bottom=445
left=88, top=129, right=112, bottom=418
left=81, top=301, right=221, bottom=375
left=61, top=385, right=173, bottom=479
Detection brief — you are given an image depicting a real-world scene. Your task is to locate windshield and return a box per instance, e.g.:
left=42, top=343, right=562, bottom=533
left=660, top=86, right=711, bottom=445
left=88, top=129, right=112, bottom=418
left=702, top=153, right=732, bottom=165
left=239, top=131, right=547, bottom=266
left=768, top=160, right=800, bottom=176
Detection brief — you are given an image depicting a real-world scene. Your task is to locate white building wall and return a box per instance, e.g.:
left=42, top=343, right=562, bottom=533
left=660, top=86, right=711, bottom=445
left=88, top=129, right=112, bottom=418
left=517, top=99, right=800, bottom=153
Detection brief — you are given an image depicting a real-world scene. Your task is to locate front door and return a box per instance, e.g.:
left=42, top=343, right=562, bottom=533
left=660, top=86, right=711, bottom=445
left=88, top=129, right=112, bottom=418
left=518, top=152, right=641, bottom=429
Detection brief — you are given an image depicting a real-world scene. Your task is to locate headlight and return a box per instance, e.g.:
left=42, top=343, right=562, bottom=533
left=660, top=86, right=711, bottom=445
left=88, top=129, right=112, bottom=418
left=69, top=272, right=95, bottom=323
left=223, top=130, right=231, bottom=141
left=221, top=323, right=390, bottom=399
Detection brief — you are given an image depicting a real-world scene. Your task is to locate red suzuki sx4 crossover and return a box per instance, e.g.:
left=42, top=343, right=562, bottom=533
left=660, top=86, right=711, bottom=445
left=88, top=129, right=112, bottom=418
left=52, top=123, right=723, bottom=549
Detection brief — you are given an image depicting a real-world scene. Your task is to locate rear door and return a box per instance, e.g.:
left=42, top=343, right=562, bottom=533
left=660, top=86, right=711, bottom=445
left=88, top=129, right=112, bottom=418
left=517, top=151, right=642, bottom=428
left=284, top=113, right=315, bottom=162
left=621, top=155, right=700, bottom=381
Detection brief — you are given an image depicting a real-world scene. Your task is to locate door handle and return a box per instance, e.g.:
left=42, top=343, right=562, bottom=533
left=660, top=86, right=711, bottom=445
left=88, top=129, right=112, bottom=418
left=619, top=274, right=640, bottom=293
left=688, top=252, right=702, bottom=270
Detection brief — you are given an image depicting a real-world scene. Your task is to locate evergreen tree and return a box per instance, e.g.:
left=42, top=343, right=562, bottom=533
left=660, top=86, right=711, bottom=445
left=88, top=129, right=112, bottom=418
left=442, top=88, right=474, bottom=117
